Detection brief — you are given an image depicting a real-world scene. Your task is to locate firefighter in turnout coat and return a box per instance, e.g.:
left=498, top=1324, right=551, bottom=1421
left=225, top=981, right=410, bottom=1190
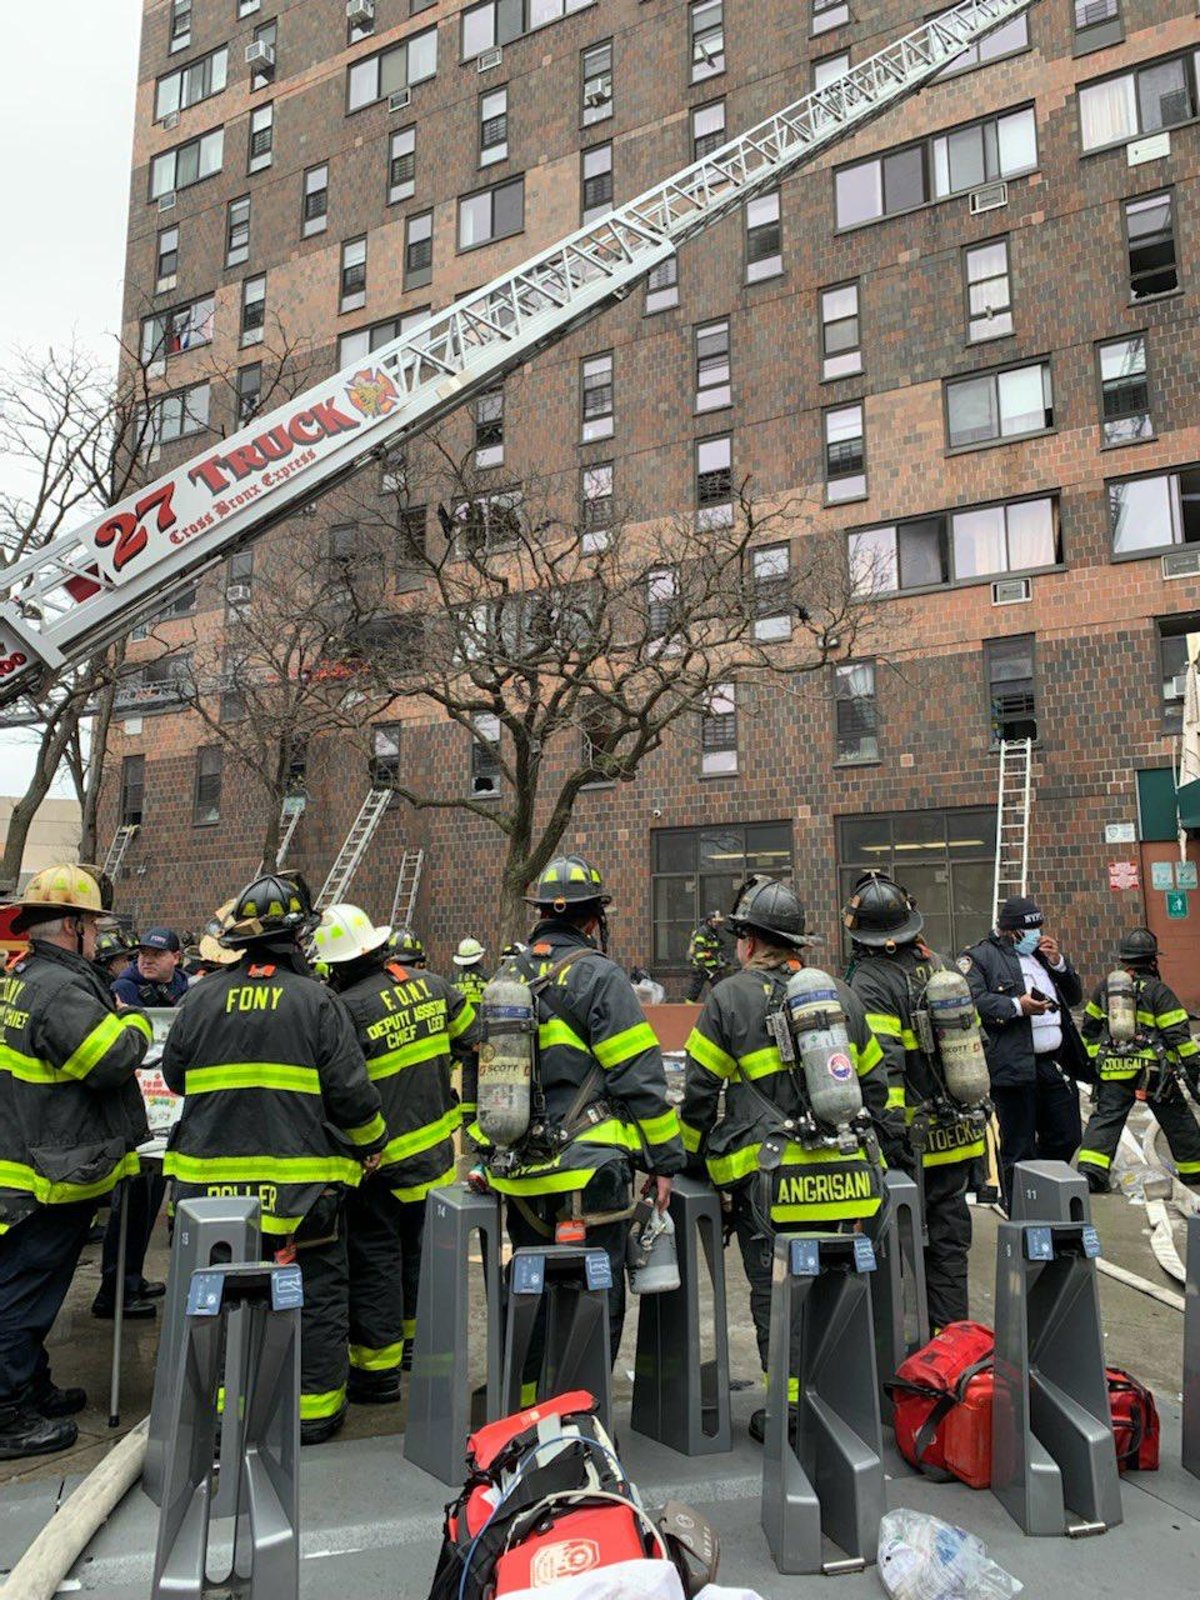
left=681, top=875, right=901, bottom=1441
left=162, top=874, right=387, bottom=1444
left=844, top=872, right=984, bottom=1330
left=314, top=903, right=479, bottom=1399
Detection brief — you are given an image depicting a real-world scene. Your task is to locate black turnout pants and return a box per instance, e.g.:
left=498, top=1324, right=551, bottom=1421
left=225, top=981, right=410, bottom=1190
left=346, top=1180, right=427, bottom=1383
left=1079, top=1077, right=1200, bottom=1190
left=991, top=1055, right=1082, bottom=1207
left=272, top=1190, right=349, bottom=1426
left=923, top=1159, right=972, bottom=1331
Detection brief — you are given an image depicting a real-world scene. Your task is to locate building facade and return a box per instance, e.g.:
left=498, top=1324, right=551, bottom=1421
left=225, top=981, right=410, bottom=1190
left=103, top=0, right=1200, bottom=1000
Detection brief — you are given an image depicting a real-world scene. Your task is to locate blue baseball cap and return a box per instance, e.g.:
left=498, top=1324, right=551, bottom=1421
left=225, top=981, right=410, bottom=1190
left=139, top=926, right=181, bottom=952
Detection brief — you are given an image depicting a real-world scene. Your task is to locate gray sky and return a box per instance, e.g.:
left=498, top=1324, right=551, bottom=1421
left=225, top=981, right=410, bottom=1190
left=0, top=1, right=142, bottom=796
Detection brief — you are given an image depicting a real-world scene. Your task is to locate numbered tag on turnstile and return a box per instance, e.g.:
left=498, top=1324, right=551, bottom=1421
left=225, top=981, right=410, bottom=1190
left=187, top=1270, right=226, bottom=1316
left=789, top=1240, right=821, bottom=1277
left=584, top=1250, right=613, bottom=1291
left=271, top=1266, right=305, bottom=1309
left=852, top=1235, right=877, bottom=1274
left=512, top=1254, right=546, bottom=1295
left=1024, top=1226, right=1054, bottom=1262
left=1081, top=1225, right=1102, bottom=1259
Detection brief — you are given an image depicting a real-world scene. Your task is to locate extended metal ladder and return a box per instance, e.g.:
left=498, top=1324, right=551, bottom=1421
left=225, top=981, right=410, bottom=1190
left=102, top=822, right=138, bottom=878
left=389, top=849, right=425, bottom=931
left=274, top=798, right=304, bottom=868
left=992, top=737, right=1033, bottom=924
left=315, top=787, right=392, bottom=910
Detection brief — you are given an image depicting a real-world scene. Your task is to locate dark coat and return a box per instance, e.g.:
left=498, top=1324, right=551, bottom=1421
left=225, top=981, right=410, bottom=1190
left=959, top=933, right=1090, bottom=1089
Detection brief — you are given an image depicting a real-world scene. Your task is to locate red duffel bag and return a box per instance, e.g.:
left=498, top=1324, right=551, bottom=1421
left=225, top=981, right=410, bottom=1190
left=1107, top=1366, right=1160, bottom=1472
left=887, top=1321, right=996, bottom=1488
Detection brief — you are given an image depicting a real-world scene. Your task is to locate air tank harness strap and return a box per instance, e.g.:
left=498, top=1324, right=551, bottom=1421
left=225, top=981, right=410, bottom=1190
left=514, top=947, right=608, bottom=1143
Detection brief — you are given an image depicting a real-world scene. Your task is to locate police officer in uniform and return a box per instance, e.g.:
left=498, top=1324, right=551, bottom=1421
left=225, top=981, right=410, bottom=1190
left=162, top=873, right=387, bottom=1444
left=472, top=854, right=685, bottom=1375
left=680, top=875, right=899, bottom=1441
left=1078, top=928, right=1200, bottom=1192
left=452, top=938, right=489, bottom=1007
left=313, top=903, right=479, bottom=1400
left=686, top=912, right=727, bottom=1002
left=843, top=872, right=983, bottom=1330
left=0, top=865, right=152, bottom=1460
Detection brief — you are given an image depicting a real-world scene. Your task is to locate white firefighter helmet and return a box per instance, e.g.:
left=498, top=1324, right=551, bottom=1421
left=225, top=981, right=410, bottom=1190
left=453, top=936, right=487, bottom=967
left=313, top=903, right=390, bottom=965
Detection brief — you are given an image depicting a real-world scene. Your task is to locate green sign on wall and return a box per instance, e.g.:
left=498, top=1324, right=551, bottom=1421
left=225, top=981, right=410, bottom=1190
left=1166, top=889, right=1190, bottom=920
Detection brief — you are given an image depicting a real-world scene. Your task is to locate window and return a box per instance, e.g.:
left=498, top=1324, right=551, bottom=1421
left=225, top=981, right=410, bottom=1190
left=752, top=544, right=791, bottom=640
left=471, top=714, right=503, bottom=798
left=964, top=238, right=1012, bottom=341
left=303, top=164, right=328, bottom=236
left=170, top=0, right=192, bottom=52
left=692, top=100, right=725, bottom=160
left=814, top=52, right=850, bottom=89
left=389, top=128, right=416, bottom=204
left=1098, top=334, right=1151, bottom=446
left=480, top=88, right=508, bottom=166
left=1079, top=51, right=1198, bottom=152
left=701, top=684, right=737, bottom=776
left=219, top=686, right=246, bottom=723
left=581, top=463, right=613, bottom=549
left=581, top=352, right=613, bottom=441
left=193, top=746, right=223, bottom=825
left=141, top=294, right=214, bottom=363
left=240, top=274, right=266, bottom=345
left=340, top=236, right=367, bottom=312
left=1159, top=616, right=1200, bottom=732
left=462, top=0, right=593, bottom=57
left=226, top=194, right=251, bottom=264
left=371, top=724, right=401, bottom=784
left=696, top=434, right=732, bottom=527
left=820, top=281, right=861, bottom=379
left=475, top=386, right=504, bottom=467
left=347, top=27, right=437, bottom=110
left=1109, top=465, right=1200, bottom=555
left=239, top=0, right=261, bottom=14
left=690, top=0, right=724, bottom=81
left=1125, top=192, right=1178, bottom=301
left=835, top=105, right=1037, bottom=227
left=581, top=144, right=612, bottom=223
left=946, top=360, right=1052, bottom=449
left=1073, top=0, right=1121, bottom=52
left=695, top=319, right=731, bottom=412
left=648, top=566, right=678, bottom=637
left=339, top=308, right=429, bottom=366
left=250, top=20, right=277, bottom=89
left=156, top=46, right=228, bottom=120
left=405, top=209, right=433, bottom=287
left=812, top=0, right=848, bottom=35
left=825, top=403, right=865, bottom=501
left=652, top=822, right=792, bottom=968
left=235, top=362, right=262, bottom=421
left=156, top=226, right=179, bottom=292
left=933, top=6, right=1027, bottom=78
left=745, top=191, right=781, bottom=281
left=582, top=40, right=613, bottom=125
left=459, top=177, right=525, bottom=248
left=837, top=810, right=996, bottom=958
left=149, top=128, right=224, bottom=197
left=149, top=381, right=210, bottom=443
left=396, top=505, right=427, bottom=572
left=450, top=492, right=524, bottom=558
left=985, top=634, right=1036, bottom=745
left=645, top=256, right=678, bottom=313
left=849, top=497, right=1059, bottom=595
left=580, top=698, right=621, bottom=785
left=120, top=755, right=145, bottom=826
left=835, top=661, right=878, bottom=763
left=248, top=104, right=273, bottom=172
left=115, top=653, right=192, bottom=712
left=226, top=548, right=254, bottom=607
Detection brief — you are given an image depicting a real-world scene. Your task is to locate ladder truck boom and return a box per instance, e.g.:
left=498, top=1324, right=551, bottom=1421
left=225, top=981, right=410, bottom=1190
left=0, top=0, right=1038, bottom=707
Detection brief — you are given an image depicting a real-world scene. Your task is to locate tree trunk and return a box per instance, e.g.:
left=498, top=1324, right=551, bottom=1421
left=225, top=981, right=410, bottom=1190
left=79, top=664, right=121, bottom=862
left=257, top=739, right=291, bottom=871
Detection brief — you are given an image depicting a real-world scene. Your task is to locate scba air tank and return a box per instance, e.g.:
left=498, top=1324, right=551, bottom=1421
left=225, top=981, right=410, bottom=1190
left=924, top=969, right=991, bottom=1108
left=477, top=972, right=536, bottom=1148
left=783, top=966, right=863, bottom=1128
left=1107, top=968, right=1137, bottom=1044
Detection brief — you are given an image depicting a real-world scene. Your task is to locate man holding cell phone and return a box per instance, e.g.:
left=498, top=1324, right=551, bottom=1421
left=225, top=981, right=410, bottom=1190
left=958, top=896, right=1091, bottom=1208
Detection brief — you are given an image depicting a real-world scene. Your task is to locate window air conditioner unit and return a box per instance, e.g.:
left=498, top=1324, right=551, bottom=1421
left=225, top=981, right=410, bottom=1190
left=584, top=86, right=612, bottom=108
left=969, top=180, right=1008, bottom=215
left=346, top=0, right=374, bottom=22
left=1162, top=548, right=1200, bottom=579
left=226, top=583, right=252, bottom=604
left=245, top=40, right=275, bottom=67
left=158, top=191, right=177, bottom=212
left=1168, top=674, right=1188, bottom=699
left=992, top=576, right=1031, bottom=606
left=477, top=46, right=503, bottom=71
left=389, top=87, right=412, bottom=110
left=162, top=110, right=180, bottom=130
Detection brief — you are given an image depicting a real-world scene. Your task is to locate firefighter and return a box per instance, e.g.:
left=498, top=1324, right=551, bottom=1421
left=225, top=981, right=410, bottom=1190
left=1078, top=928, right=1200, bottom=1193
left=388, top=927, right=427, bottom=970
left=686, top=911, right=727, bottom=1002
left=313, top=903, right=479, bottom=1399
left=162, top=872, right=388, bottom=1444
left=93, top=926, right=139, bottom=988
left=843, top=872, right=985, bottom=1330
left=452, top=937, right=489, bottom=1006
left=471, top=854, right=685, bottom=1375
left=0, top=865, right=152, bottom=1460
left=680, top=874, right=899, bottom=1442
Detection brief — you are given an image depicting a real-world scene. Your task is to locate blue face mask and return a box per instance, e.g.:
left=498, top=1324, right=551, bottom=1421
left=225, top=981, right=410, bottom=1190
left=1014, top=930, right=1041, bottom=956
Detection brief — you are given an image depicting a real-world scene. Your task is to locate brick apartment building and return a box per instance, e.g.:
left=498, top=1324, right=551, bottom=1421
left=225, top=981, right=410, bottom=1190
left=100, top=0, right=1200, bottom=1000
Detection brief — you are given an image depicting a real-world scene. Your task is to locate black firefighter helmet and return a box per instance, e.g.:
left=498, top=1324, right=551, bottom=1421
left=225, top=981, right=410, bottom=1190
left=1117, top=926, right=1159, bottom=968
left=524, top=854, right=612, bottom=914
left=842, top=870, right=924, bottom=950
left=727, top=874, right=813, bottom=951
left=222, top=870, right=316, bottom=948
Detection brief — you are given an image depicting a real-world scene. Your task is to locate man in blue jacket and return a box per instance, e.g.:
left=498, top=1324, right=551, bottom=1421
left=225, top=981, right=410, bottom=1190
left=112, top=928, right=189, bottom=1008
left=959, top=895, right=1086, bottom=1207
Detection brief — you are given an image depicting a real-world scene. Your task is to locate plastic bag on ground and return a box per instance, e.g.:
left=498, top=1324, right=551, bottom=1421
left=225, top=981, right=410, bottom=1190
left=493, top=1561, right=767, bottom=1600
left=878, top=1510, right=1022, bottom=1600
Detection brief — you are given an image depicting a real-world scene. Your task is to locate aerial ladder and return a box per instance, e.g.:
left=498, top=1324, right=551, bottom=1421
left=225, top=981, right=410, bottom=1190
left=0, top=0, right=1041, bottom=716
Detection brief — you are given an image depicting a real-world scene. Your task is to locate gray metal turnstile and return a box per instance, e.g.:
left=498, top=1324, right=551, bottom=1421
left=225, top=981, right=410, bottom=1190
left=1184, top=1213, right=1200, bottom=1479
left=761, top=1233, right=884, bottom=1575
left=991, top=1216, right=1122, bottom=1536
left=631, top=1176, right=732, bottom=1455
left=151, top=1262, right=303, bottom=1600
left=405, top=1184, right=503, bottom=1484
left=503, top=1245, right=614, bottom=1433
left=144, top=1196, right=260, bottom=1507
left=865, top=1171, right=928, bottom=1424
left=1008, top=1159, right=1091, bottom=1225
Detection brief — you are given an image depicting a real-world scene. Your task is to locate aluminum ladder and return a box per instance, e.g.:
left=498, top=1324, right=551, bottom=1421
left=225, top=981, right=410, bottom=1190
left=315, top=787, right=391, bottom=910
left=102, top=822, right=138, bottom=878
left=274, top=798, right=304, bottom=869
left=389, top=849, right=425, bottom=931
left=992, top=737, right=1033, bottom=924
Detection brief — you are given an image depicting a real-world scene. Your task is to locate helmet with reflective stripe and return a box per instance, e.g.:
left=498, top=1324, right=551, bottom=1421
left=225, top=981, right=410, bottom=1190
left=1117, top=926, right=1158, bottom=967
left=223, top=871, right=315, bottom=947
left=11, top=863, right=111, bottom=931
left=453, top=936, right=487, bottom=967
left=95, top=926, right=138, bottom=964
left=842, top=870, right=924, bottom=949
left=524, top=854, right=611, bottom=911
left=387, top=926, right=426, bottom=966
left=314, top=903, right=391, bottom=966
left=727, top=874, right=813, bottom=950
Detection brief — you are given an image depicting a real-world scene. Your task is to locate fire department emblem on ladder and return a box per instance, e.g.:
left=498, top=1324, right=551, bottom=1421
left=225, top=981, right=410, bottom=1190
left=345, top=367, right=399, bottom=418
